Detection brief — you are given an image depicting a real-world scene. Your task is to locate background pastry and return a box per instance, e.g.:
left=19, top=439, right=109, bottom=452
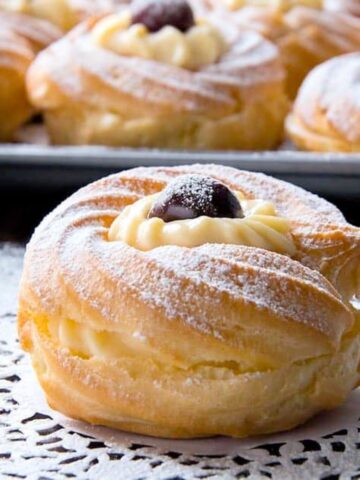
left=0, top=12, right=61, bottom=142
left=18, top=165, right=360, bottom=439
left=231, top=5, right=360, bottom=98
left=26, top=0, right=288, bottom=150
left=208, top=0, right=323, bottom=11
left=0, top=0, right=128, bottom=30
left=324, top=0, right=360, bottom=17
left=286, top=53, right=360, bottom=152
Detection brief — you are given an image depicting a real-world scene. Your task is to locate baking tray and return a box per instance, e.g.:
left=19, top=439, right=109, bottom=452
left=1, top=143, right=360, bottom=198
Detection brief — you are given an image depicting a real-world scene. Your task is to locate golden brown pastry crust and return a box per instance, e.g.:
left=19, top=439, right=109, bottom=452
left=0, top=12, right=61, bottom=141
left=229, top=5, right=360, bottom=98
left=18, top=165, right=360, bottom=438
left=26, top=17, right=288, bottom=150
left=286, top=53, right=360, bottom=152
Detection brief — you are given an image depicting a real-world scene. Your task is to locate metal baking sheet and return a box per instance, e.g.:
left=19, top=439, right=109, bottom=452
left=1, top=144, right=360, bottom=197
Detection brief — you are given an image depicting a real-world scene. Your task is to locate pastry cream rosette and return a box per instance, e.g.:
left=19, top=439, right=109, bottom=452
left=92, top=11, right=226, bottom=70
left=18, top=165, right=360, bottom=439
left=286, top=53, right=360, bottom=152
left=109, top=193, right=296, bottom=254
left=26, top=1, right=288, bottom=149
left=229, top=5, right=360, bottom=98
left=0, top=12, right=61, bottom=141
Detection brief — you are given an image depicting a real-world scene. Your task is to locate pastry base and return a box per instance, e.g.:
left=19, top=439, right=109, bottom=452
left=20, top=311, right=360, bottom=439
left=43, top=96, right=288, bottom=150
left=0, top=69, right=33, bottom=142
left=286, top=113, right=360, bottom=153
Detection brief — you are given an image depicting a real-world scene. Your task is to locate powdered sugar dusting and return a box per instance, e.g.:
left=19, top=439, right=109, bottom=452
left=28, top=16, right=284, bottom=116
left=158, top=164, right=347, bottom=225
left=133, top=330, right=147, bottom=342
left=294, top=53, right=360, bottom=145
left=143, top=244, right=350, bottom=337
left=155, top=174, right=216, bottom=215
left=0, top=12, right=62, bottom=48
left=325, top=0, right=360, bottom=16
left=20, top=165, right=358, bottom=366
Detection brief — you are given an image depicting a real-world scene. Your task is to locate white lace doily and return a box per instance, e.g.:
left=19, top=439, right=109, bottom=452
left=1, top=243, right=360, bottom=480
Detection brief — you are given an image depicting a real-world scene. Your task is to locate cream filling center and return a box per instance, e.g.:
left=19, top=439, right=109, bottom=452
left=91, top=11, right=227, bottom=70
left=108, top=193, right=296, bottom=255
left=48, top=317, right=272, bottom=376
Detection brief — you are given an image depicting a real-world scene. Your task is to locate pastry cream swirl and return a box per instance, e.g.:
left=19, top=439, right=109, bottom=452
left=108, top=193, right=296, bottom=255
left=91, top=12, right=227, bottom=70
